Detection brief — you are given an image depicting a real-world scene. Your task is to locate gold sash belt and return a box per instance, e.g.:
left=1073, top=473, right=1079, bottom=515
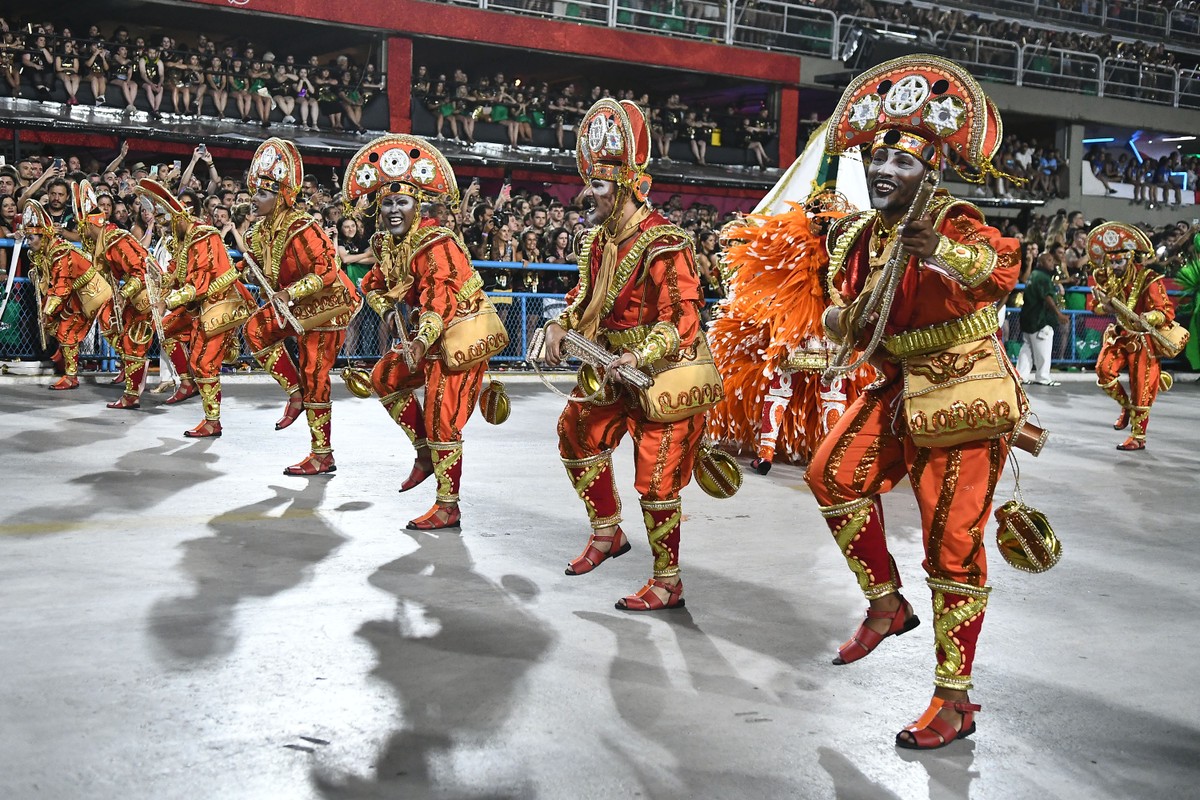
left=883, top=305, right=1000, bottom=358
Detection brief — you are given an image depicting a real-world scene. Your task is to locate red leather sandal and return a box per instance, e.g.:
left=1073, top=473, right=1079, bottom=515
left=164, top=382, right=198, bottom=405
left=109, top=371, right=126, bottom=385
left=1116, top=437, right=1145, bottom=451
left=833, top=595, right=920, bottom=665
left=406, top=504, right=461, bottom=531
left=275, top=392, right=304, bottom=430
left=49, top=376, right=80, bottom=391
left=399, top=457, right=433, bottom=492
left=106, top=395, right=141, bottom=410
left=284, top=452, right=336, bottom=476
left=616, top=578, right=685, bottom=611
left=896, top=697, right=980, bottom=750
left=1113, top=408, right=1130, bottom=430
left=565, top=528, right=631, bottom=576
left=183, top=419, right=222, bottom=438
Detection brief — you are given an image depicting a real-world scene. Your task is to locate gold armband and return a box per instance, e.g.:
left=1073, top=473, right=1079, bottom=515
left=287, top=273, right=324, bottom=303
left=414, top=311, right=445, bottom=348
left=554, top=308, right=576, bottom=332
left=44, top=296, right=63, bottom=317
left=928, top=235, right=997, bottom=289
left=631, top=321, right=681, bottom=367
left=120, top=277, right=144, bottom=300
left=166, top=284, right=197, bottom=309
left=1144, top=310, right=1166, bottom=327
left=366, top=291, right=391, bottom=317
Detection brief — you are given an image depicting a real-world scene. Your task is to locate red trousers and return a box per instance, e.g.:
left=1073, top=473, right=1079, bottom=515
left=806, top=382, right=1007, bottom=691
left=245, top=308, right=346, bottom=406
left=558, top=388, right=706, bottom=577
left=1095, top=331, right=1160, bottom=440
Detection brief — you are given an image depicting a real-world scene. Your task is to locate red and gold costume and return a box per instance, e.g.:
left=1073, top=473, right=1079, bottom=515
left=1085, top=222, right=1179, bottom=450
left=242, top=138, right=359, bottom=475
left=552, top=99, right=715, bottom=611
left=805, top=56, right=1033, bottom=748
left=74, top=181, right=155, bottom=408
left=139, top=179, right=254, bottom=438
left=708, top=188, right=870, bottom=471
left=20, top=200, right=113, bottom=390
left=342, top=134, right=507, bottom=529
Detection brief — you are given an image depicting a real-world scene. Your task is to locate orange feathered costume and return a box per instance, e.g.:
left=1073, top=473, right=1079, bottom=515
left=707, top=199, right=867, bottom=467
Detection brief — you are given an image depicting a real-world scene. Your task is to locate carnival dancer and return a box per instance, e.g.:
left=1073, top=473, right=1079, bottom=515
left=73, top=181, right=156, bottom=409
left=708, top=187, right=870, bottom=473
left=807, top=56, right=1026, bottom=749
left=1086, top=221, right=1182, bottom=451
left=541, top=98, right=719, bottom=611
left=241, top=138, right=359, bottom=475
left=139, top=178, right=254, bottom=437
left=341, top=134, right=508, bottom=529
left=19, top=199, right=113, bottom=390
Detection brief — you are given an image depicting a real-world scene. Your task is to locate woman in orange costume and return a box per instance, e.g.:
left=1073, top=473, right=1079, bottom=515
left=140, top=178, right=254, bottom=438
left=73, top=181, right=156, bottom=409
left=541, top=98, right=713, bottom=611
left=1085, top=221, right=1178, bottom=451
left=20, top=199, right=113, bottom=390
left=708, top=188, right=868, bottom=472
left=807, top=56, right=1027, bottom=750
left=343, top=134, right=505, bottom=530
left=241, top=137, right=359, bottom=475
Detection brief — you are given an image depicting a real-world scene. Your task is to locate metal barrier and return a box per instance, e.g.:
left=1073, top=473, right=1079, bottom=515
left=421, top=0, right=1196, bottom=108
left=1021, top=46, right=1102, bottom=96
left=732, top=1, right=837, bottom=57
left=1102, top=57, right=1179, bottom=106
left=943, top=34, right=1022, bottom=86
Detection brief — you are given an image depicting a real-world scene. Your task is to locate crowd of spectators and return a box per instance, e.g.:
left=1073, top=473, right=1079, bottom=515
left=413, top=66, right=778, bottom=168
left=1085, top=145, right=1196, bottom=209
left=0, top=17, right=383, bottom=132
left=0, top=144, right=738, bottom=317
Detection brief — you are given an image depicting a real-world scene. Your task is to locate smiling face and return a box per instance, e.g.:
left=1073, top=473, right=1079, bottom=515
left=380, top=193, right=418, bottom=237
left=867, top=146, right=927, bottom=223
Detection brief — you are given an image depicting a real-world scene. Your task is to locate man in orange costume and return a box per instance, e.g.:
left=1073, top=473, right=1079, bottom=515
left=241, top=138, right=359, bottom=475
left=73, top=181, right=156, bottom=409
left=342, top=134, right=505, bottom=530
left=140, top=178, right=254, bottom=438
left=1086, top=221, right=1178, bottom=451
left=807, top=57, right=1024, bottom=749
left=20, top=199, right=113, bottom=390
left=542, top=99, right=711, bottom=611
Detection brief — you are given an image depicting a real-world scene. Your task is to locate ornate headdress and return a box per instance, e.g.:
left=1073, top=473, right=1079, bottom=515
left=826, top=54, right=1012, bottom=184
left=247, top=137, right=303, bottom=208
left=71, top=180, right=106, bottom=229
left=136, top=178, right=194, bottom=227
left=576, top=98, right=653, bottom=204
left=342, top=134, right=460, bottom=214
left=1086, top=221, right=1154, bottom=266
left=18, top=199, right=55, bottom=236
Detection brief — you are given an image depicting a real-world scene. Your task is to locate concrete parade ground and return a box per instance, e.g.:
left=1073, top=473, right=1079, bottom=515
left=1, top=374, right=1198, bottom=800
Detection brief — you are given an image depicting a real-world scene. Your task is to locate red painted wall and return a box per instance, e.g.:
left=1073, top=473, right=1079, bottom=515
left=184, top=0, right=800, bottom=85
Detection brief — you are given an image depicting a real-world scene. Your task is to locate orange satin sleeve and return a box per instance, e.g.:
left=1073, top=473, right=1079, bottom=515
left=1141, top=277, right=1175, bottom=323
left=412, top=239, right=466, bottom=325
left=641, top=247, right=703, bottom=347
left=187, top=232, right=232, bottom=297
left=107, top=234, right=148, bottom=282
left=361, top=264, right=387, bottom=295
left=283, top=223, right=340, bottom=289
left=49, top=247, right=92, bottom=299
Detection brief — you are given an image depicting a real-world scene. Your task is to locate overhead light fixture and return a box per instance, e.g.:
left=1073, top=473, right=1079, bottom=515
left=1161, top=135, right=1197, bottom=142
left=1082, top=137, right=1115, bottom=144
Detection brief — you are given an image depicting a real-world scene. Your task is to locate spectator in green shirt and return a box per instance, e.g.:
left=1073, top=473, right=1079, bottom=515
left=1016, top=253, right=1069, bottom=386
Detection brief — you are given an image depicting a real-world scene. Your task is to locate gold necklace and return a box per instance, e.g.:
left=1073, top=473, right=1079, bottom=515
left=870, top=218, right=898, bottom=256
